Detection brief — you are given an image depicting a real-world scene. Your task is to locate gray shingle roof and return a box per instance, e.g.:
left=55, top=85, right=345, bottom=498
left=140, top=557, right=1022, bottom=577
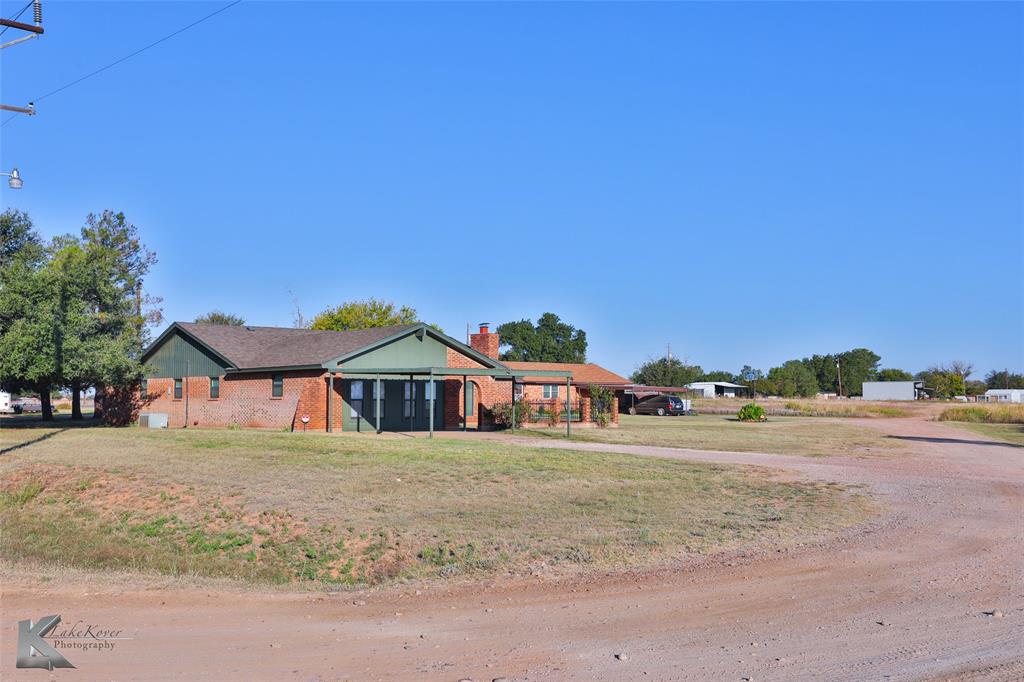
left=176, top=322, right=416, bottom=370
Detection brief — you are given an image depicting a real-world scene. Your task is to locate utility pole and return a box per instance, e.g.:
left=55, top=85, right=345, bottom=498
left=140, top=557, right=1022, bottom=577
left=0, top=1, right=44, bottom=51
left=1, top=0, right=44, bottom=188
left=836, top=359, right=844, bottom=398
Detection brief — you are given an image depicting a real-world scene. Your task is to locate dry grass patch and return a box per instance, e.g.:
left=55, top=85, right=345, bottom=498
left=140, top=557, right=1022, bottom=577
left=938, top=404, right=1024, bottom=424
left=520, top=414, right=902, bottom=457
left=0, top=426, right=873, bottom=588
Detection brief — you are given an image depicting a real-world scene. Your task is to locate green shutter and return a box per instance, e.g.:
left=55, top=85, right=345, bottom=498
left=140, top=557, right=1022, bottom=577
left=465, top=382, right=475, bottom=417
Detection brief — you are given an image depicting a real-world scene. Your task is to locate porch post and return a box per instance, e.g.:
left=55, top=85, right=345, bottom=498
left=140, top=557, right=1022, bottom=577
left=327, top=373, right=333, bottom=433
left=566, top=376, right=572, bottom=438
left=428, top=370, right=434, bottom=439
left=511, top=376, right=516, bottom=433
left=409, top=374, right=414, bottom=432
left=375, top=373, right=381, bottom=434
left=462, top=376, right=467, bottom=431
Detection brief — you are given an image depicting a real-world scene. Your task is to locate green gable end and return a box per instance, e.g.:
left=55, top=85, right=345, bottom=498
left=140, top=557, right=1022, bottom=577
left=340, top=331, right=449, bottom=371
left=144, top=330, right=229, bottom=378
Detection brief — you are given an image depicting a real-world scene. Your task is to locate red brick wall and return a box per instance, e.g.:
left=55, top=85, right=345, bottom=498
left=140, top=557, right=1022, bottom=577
left=139, top=370, right=327, bottom=430
left=469, top=331, right=500, bottom=360
left=442, top=347, right=514, bottom=430
left=136, top=356, right=617, bottom=431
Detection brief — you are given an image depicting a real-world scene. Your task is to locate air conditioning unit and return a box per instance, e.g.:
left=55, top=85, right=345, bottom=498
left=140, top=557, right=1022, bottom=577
left=139, top=413, right=168, bottom=429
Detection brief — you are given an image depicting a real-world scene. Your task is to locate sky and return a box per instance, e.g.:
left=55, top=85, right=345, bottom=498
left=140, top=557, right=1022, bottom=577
left=1, top=1, right=1021, bottom=379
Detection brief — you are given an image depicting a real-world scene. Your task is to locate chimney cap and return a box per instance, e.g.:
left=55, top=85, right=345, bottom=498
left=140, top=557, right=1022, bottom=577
left=478, top=322, right=491, bottom=332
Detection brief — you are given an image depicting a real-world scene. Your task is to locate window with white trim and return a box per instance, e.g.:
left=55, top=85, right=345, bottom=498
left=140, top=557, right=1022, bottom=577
left=350, top=381, right=363, bottom=418
left=543, top=384, right=559, bottom=399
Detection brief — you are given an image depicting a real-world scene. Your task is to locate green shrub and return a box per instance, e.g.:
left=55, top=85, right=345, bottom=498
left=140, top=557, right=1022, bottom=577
left=737, top=403, right=766, bottom=422
left=588, top=384, right=616, bottom=428
left=492, top=399, right=531, bottom=429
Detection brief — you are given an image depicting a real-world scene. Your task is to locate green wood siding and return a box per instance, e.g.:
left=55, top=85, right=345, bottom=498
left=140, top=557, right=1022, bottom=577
left=144, top=330, right=228, bottom=378
left=340, top=333, right=449, bottom=370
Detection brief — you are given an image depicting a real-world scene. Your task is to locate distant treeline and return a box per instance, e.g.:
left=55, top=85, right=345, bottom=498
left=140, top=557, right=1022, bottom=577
left=631, top=352, right=1023, bottom=400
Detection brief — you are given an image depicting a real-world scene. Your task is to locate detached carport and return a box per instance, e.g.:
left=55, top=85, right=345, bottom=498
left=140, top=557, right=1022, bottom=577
left=325, top=366, right=573, bottom=438
left=620, top=384, right=693, bottom=413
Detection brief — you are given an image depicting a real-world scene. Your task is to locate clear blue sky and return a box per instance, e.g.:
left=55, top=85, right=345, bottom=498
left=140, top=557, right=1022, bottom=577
left=2, top=1, right=1021, bottom=379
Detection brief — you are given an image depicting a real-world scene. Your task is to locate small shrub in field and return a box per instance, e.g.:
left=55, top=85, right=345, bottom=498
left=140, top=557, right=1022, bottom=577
left=939, top=404, right=1024, bottom=424
left=737, top=403, right=766, bottom=422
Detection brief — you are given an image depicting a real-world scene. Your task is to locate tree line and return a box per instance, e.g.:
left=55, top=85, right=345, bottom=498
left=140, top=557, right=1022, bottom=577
left=631, top=351, right=1021, bottom=399
left=0, top=209, right=159, bottom=420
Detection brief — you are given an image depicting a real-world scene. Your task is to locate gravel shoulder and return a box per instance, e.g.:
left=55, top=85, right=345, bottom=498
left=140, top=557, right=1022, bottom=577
left=2, top=417, right=1022, bottom=681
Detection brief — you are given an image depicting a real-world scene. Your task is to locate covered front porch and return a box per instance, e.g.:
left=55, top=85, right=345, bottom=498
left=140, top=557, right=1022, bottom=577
left=324, top=366, right=574, bottom=438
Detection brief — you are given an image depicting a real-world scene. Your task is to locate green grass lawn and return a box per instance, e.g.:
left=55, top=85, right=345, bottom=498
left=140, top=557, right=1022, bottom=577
left=946, top=422, right=1024, bottom=447
left=0, top=425, right=871, bottom=588
left=516, top=414, right=902, bottom=457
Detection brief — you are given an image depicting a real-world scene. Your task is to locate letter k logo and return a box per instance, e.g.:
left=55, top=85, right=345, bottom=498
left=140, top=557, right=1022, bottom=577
left=17, top=615, right=75, bottom=669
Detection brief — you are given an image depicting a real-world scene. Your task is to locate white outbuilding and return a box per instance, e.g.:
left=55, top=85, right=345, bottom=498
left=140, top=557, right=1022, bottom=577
left=983, top=388, right=1024, bottom=403
left=685, top=381, right=750, bottom=398
left=862, top=381, right=928, bottom=401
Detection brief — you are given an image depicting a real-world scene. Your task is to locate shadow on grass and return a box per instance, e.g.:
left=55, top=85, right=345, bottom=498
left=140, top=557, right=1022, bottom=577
left=887, top=434, right=1024, bottom=449
left=1, top=413, right=98, bottom=429
left=0, top=427, right=70, bottom=455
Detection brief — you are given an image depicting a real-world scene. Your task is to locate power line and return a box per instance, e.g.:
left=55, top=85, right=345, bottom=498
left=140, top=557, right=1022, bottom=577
left=0, top=1, right=33, bottom=37
left=1, top=0, right=242, bottom=126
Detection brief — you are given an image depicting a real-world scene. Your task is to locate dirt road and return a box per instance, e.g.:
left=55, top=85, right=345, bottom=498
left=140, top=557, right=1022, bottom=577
left=2, top=418, right=1022, bottom=681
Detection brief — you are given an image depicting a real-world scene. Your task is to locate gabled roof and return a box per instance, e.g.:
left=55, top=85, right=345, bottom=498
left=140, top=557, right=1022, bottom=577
left=144, top=322, right=418, bottom=371
left=143, top=322, right=509, bottom=374
left=502, top=361, right=629, bottom=385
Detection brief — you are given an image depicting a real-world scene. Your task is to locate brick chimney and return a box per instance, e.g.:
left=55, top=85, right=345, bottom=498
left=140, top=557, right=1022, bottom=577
left=470, top=322, right=500, bottom=359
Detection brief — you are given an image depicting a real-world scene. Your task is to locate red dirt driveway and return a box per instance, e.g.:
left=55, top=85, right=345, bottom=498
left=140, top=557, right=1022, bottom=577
left=1, top=418, right=1022, bottom=681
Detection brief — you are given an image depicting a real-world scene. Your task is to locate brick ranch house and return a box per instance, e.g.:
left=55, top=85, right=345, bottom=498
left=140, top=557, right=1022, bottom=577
left=138, top=322, right=628, bottom=432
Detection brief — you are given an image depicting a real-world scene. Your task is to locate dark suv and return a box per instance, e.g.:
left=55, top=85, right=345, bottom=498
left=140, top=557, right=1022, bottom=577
left=629, top=395, right=689, bottom=416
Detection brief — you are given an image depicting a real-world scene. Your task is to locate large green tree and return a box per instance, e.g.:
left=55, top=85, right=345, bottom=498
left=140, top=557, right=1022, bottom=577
left=700, top=370, right=735, bottom=382
left=876, top=368, right=914, bottom=382
left=195, top=310, right=246, bottom=326
left=801, top=348, right=880, bottom=396
left=630, top=357, right=703, bottom=387
left=78, top=211, right=159, bottom=420
left=310, top=298, right=421, bottom=331
left=1, top=209, right=42, bottom=268
left=917, top=362, right=973, bottom=399
left=496, top=313, right=587, bottom=363
left=0, top=210, right=158, bottom=421
left=985, top=369, right=1024, bottom=390
left=766, top=360, right=819, bottom=398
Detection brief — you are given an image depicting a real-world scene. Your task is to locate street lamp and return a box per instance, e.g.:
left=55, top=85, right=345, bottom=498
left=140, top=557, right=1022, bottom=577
left=1, top=168, right=23, bottom=189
